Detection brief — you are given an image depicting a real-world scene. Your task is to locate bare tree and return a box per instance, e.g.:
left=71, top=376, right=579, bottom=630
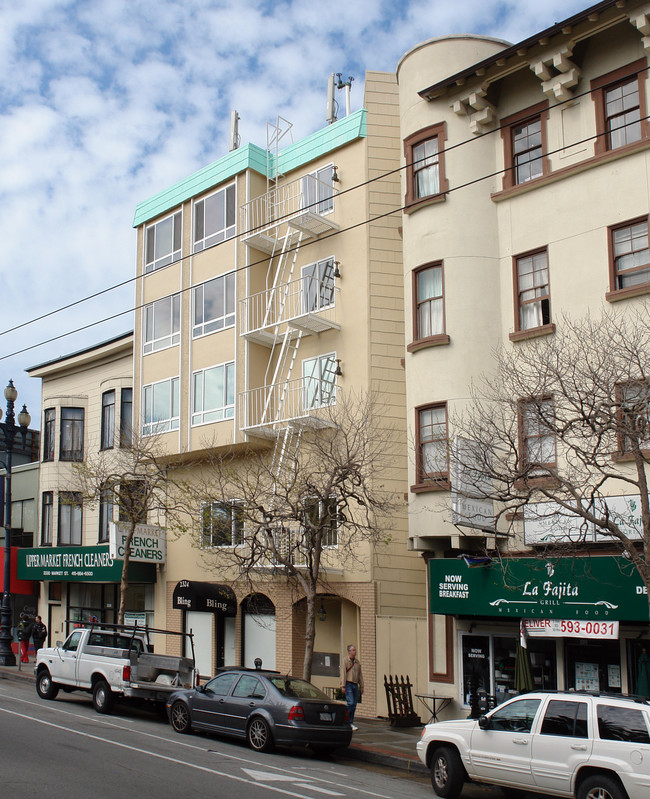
left=190, top=391, right=399, bottom=681
left=447, top=309, right=650, bottom=615
left=73, top=434, right=193, bottom=623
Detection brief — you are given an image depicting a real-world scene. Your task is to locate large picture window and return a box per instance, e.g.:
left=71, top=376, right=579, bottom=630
left=404, top=123, right=448, bottom=210
left=194, top=183, right=236, bottom=252
left=142, top=378, right=180, bottom=436
left=60, top=408, right=84, bottom=462
left=193, top=273, right=236, bottom=337
left=192, top=362, right=235, bottom=425
left=145, top=210, right=182, bottom=273
left=201, top=500, right=244, bottom=547
left=59, top=491, right=82, bottom=546
left=143, top=294, right=181, bottom=353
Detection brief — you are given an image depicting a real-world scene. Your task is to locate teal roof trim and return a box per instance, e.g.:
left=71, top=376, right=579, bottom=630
left=133, top=109, right=367, bottom=228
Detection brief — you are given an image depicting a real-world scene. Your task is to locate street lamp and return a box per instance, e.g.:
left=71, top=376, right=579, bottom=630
left=0, top=380, right=31, bottom=666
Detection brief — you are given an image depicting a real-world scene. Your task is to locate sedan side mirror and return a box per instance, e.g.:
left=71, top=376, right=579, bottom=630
left=478, top=715, right=490, bottom=730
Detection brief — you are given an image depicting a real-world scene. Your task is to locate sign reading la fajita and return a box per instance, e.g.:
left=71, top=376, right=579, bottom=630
left=108, top=522, right=166, bottom=564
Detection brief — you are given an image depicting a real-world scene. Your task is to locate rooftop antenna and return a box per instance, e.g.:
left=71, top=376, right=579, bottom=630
left=336, top=74, right=354, bottom=117
left=326, top=73, right=337, bottom=125
left=229, top=110, right=241, bottom=151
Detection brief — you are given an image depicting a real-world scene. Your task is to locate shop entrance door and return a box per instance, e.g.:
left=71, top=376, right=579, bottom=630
left=565, top=639, right=621, bottom=693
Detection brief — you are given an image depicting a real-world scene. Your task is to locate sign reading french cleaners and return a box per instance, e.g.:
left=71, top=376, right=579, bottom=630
left=108, top=522, right=166, bottom=564
left=429, top=556, right=649, bottom=622
left=19, top=546, right=123, bottom=582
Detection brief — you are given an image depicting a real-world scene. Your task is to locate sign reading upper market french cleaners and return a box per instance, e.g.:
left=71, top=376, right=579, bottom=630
left=17, top=546, right=156, bottom=583
left=428, top=556, right=649, bottom=622
left=108, top=522, right=166, bottom=564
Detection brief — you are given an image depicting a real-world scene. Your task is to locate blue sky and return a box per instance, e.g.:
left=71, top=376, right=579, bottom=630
left=0, top=0, right=588, bottom=424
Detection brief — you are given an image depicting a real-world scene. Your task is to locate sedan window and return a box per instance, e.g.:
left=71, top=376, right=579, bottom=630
left=203, top=672, right=239, bottom=696
left=270, top=677, right=330, bottom=700
left=541, top=700, right=588, bottom=738
left=487, top=698, right=541, bottom=733
left=233, top=676, right=265, bottom=699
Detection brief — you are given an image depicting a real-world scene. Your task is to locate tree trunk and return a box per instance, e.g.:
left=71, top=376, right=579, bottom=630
left=117, top=522, right=136, bottom=624
left=302, top=587, right=316, bottom=682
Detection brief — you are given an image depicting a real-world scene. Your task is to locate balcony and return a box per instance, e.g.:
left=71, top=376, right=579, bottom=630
left=241, top=174, right=339, bottom=253
left=240, top=276, right=340, bottom=345
left=239, top=376, right=337, bottom=437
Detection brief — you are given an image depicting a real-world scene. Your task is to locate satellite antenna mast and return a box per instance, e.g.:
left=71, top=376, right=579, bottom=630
left=336, top=74, right=354, bottom=117
left=229, top=110, right=241, bottom=151
left=326, top=73, right=337, bottom=125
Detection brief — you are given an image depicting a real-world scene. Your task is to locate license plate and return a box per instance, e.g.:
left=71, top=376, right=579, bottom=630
left=320, top=712, right=333, bottom=722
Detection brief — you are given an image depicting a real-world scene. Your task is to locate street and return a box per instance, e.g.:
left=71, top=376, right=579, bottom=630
left=0, top=677, right=434, bottom=799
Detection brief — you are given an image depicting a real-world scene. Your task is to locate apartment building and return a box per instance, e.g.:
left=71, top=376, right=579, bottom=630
left=131, top=73, right=427, bottom=715
left=398, top=0, right=650, bottom=715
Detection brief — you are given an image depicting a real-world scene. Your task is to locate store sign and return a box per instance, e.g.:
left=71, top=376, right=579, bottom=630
left=523, top=618, right=619, bottom=640
left=451, top=438, right=495, bottom=532
left=109, top=522, right=166, bottom=563
left=17, top=545, right=155, bottom=583
left=429, top=556, right=649, bottom=621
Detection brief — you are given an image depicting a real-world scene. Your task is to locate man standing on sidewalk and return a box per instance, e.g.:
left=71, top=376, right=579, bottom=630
left=340, top=644, right=364, bottom=730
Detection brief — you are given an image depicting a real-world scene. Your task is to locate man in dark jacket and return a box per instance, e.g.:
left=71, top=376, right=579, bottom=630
left=32, top=615, right=47, bottom=655
left=17, top=613, right=34, bottom=663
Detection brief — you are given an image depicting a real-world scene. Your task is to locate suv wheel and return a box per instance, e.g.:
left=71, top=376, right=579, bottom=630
left=577, top=774, right=626, bottom=799
left=430, top=745, right=465, bottom=799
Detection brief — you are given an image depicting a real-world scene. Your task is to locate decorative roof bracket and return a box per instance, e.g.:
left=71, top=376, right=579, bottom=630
left=529, top=44, right=581, bottom=101
left=452, top=89, right=496, bottom=135
left=628, top=4, right=650, bottom=54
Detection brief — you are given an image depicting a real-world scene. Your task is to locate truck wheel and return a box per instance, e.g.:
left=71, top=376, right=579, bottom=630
left=577, top=774, right=626, bottom=799
left=430, top=746, right=465, bottom=799
left=247, top=717, right=274, bottom=752
left=92, top=680, right=114, bottom=714
left=36, top=670, right=59, bottom=700
left=170, top=701, right=192, bottom=734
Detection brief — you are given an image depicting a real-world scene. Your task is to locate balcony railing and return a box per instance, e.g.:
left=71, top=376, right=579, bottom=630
left=241, top=174, right=339, bottom=252
left=240, top=277, right=340, bottom=344
left=239, top=376, right=337, bottom=436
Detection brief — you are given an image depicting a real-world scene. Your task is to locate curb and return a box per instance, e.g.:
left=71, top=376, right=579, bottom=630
left=339, top=745, right=428, bottom=776
left=0, top=666, right=35, bottom=683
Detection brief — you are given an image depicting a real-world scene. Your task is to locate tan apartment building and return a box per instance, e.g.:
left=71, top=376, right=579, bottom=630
left=130, top=73, right=427, bottom=715
left=398, top=0, right=650, bottom=717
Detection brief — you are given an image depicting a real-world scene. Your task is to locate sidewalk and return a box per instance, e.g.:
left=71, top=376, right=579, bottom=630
left=0, top=663, right=428, bottom=775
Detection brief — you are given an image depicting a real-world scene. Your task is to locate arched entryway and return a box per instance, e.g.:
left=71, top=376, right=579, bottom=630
left=241, top=593, right=276, bottom=670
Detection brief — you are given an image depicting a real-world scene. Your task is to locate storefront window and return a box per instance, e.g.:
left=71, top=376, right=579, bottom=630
left=565, top=639, right=621, bottom=693
left=66, top=583, right=154, bottom=633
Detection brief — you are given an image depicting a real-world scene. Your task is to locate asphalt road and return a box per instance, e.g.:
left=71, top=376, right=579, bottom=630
left=0, top=677, right=434, bottom=799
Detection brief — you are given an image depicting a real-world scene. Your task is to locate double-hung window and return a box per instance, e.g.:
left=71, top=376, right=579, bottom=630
left=98, top=485, right=114, bottom=543
left=501, top=103, right=548, bottom=190
left=41, top=492, right=53, bottom=545
left=514, top=249, right=551, bottom=332
left=404, top=123, right=448, bottom=209
left=43, top=409, right=55, bottom=461
left=59, top=491, right=82, bottom=546
left=142, top=378, right=180, bottom=436
left=519, top=398, right=556, bottom=476
left=193, top=272, right=236, bottom=337
left=144, top=210, right=182, bottom=273
left=592, top=60, right=648, bottom=155
left=194, top=183, right=236, bottom=252
left=120, top=388, right=133, bottom=447
left=201, top=500, right=244, bottom=547
left=192, top=362, right=234, bottom=425
left=303, top=496, right=339, bottom=548
left=301, top=165, right=334, bottom=215
left=303, top=353, right=337, bottom=410
left=617, top=381, right=650, bottom=454
left=101, top=390, right=115, bottom=450
left=415, top=403, right=448, bottom=487
left=413, top=263, right=445, bottom=342
left=143, top=293, right=181, bottom=353
left=610, top=219, right=650, bottom=293
left=60, top=408, right=84, bottom=461
left=302, top=258, right=336, bottom=313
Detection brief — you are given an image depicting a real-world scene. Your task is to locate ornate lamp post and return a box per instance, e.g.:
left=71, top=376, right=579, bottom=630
left=0, top=380, right=31, bottom=666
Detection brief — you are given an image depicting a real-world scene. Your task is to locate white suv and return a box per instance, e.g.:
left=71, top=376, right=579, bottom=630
left=416, top=691, right=650, bottom=799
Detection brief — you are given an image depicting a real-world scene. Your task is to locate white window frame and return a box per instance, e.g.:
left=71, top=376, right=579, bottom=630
left=201, top=499, right=244, bottom=548
left=193, top=183, right=236, bottom=252
left=302, top=257, right=336, bottom=314
left=144, top=210, right=182, bottom=274
left=59, top=491, right=82, bottom=546
left=302, top=352, right=337, bottom=410
left=142, top=377, right=180, bottom=436
left=143, top=293, right=181, bottom=354
left=301, top=164, right=335, bottom=215
left=303, top=495, right=339, bottom=548
left=192, top=361, right=235, bottom=425
left=193, top=272, right=236, bottom=338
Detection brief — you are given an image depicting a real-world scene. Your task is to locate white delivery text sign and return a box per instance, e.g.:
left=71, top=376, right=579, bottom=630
left=109, top=522, right=166, bottom=563
left=524, top=618, right=619, bottom=640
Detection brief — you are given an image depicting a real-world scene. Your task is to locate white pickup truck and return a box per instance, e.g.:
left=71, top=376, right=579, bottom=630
left=35, top=623, right=198, bottom=714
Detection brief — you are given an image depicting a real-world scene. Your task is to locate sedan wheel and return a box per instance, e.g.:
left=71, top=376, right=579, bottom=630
left=170, top=701, right=192, bottom=734
left=430, top=746, right=465, bottom=799
left=577, top=775, right=626, bottom=799
left=247, top=717, right=274, bottom=753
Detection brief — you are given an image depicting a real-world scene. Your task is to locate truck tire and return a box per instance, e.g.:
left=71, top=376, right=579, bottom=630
left=247, top=716, right=274, bottom=752
left=170, top=701, right=192, bottom=734
left=577, top=774, right=626, bottom=799
left=92, top=680, right=114, bottom=714
left=430, top=745, right=465, bottom=799
left=36, top=669, right=59, bottom=700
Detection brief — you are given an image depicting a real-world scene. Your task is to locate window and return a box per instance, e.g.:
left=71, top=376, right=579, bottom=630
left=302, top=258, right=336, bottom=313
left=60, top=408, right=84, bottom=461
left=193, top=272, right=236, bottom=337
left=541, top=700, right=588, bottom=738
left=120, top=388, right=133, bottom=447
left=610, top=219, right=650, bottom=293
left=487, top=698, right=541, bottom=733
left=142, top=378, right=180, bottom=436
left=203, top=672, right=238, bottom=696
left=415, top=403, right=448, bottom=488
left=98, top=486, right=114, bottom=543
left=597, top=704, right=650, bottom=744
left=194, top=183, right=235, bottom=252
left=192, top=362, right=235, bottom=425
left=501, top=103, right=549, bottom=190
left=519, top=398, right=556, bottom=475
left=404, top=123, right=448, bottom=209
left=143, top=294, right=181, bottom=353
left=201, top=500, right=244, bottom=547
left=592, top=60, right=648, bottom=155
left=233, top=675, right=265, bottom=699
left=413, top=263, right=445, bottom=341
left=301, top=164, right=335, bottom=215
left=617, top=381, right=650, bottom=453
left=514, top=249, right=551, bottom=332
left=59, top=491, right=82, bottom=546
left=303, top=353, right=337, bottom=409
left=144, top=210, right=182, bottom=273
left=101, top=390, right=115, bottom=450
left=43, top=409, right=55, bottom=461
left=303, top=496, right=339, bottom=547
left=41, top=492, right=53, bottom=545
left=118, top=480, right=148, bottom=524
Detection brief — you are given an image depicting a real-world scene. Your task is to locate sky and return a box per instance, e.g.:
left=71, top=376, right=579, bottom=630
left=0, top=0, right=589, bottom=426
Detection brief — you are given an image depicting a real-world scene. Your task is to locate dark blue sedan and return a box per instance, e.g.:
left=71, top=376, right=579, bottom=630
left=167, top=667, right=352, bottom=753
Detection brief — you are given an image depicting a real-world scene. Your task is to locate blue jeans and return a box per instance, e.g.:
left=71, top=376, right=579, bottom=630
left=345, top=682, right=359, bottom=723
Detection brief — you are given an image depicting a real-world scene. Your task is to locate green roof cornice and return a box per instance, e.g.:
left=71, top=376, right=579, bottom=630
left=133, top=109, right=367, bottom=228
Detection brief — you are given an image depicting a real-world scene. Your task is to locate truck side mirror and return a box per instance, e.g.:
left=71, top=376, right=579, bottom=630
left=478, top=715, right=490, bottom=730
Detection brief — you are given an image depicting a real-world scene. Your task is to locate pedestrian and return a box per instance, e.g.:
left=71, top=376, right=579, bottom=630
left=32, top=615, right=48, bottom=655
left=340, top=643, right=364, bottom=730
left=17, top=613, right=34, bottom=663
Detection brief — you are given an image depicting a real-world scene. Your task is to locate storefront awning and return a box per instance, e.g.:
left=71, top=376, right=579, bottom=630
left=429, top=556, right=649, bottom=622
left=173, top=580, right=237, bottom=616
